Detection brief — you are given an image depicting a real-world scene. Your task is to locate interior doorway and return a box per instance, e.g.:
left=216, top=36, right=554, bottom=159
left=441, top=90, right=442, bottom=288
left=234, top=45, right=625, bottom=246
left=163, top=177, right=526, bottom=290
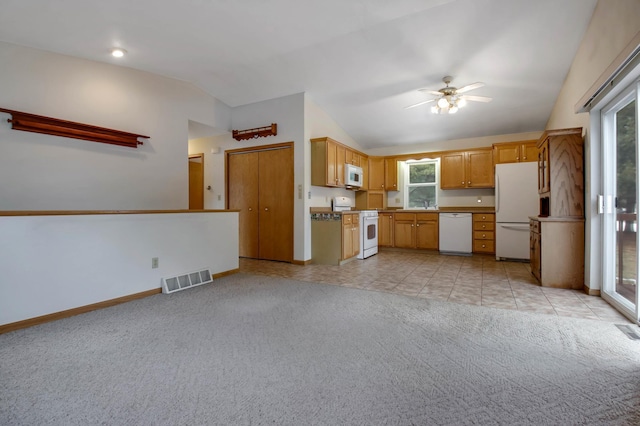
left=226, top=142, right=294, bottom=262
left=189, top=153, right=204, bottom=210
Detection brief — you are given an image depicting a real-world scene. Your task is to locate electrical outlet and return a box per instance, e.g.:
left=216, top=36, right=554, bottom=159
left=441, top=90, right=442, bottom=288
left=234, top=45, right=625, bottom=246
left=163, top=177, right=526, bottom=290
left=152, top=257, right=159, bottom=269
left=477, top=196, right=483, bottom=203
left=217, top=195, right=221, bottom=201
left=395, top=198, right=400, bottom=203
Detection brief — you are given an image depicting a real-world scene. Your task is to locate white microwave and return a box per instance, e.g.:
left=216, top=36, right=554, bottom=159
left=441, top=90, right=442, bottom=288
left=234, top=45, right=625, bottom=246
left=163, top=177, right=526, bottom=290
left=345, top=164, right=363, bottom=187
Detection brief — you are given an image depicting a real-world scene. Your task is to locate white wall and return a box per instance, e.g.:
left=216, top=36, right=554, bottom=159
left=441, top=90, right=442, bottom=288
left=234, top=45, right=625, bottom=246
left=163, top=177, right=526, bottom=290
left=0, top=212, right=239, bottom=326
left=545, top=0, right=640, bottom=292
left=0, top=41, right=230, bottom=210
left=189, top=93, right=309, bottom=261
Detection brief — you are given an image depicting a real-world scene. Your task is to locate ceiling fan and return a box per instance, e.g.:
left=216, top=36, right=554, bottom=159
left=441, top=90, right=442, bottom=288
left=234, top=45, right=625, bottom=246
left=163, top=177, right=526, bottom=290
left=404, top=76, right=492, bottom=114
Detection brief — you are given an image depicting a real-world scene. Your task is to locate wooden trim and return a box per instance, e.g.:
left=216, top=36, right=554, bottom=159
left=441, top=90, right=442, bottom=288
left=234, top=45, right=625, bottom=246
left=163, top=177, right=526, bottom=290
left=212, top=268, right=240, bottom=279
left=583, top=286, right=601, bottom=297
left=0, top=209, right=238, bottom=217
left=225, top=141, right=294, bottom=155
left=292, top=259, right=311, bottom=266
left=0, top=108, right=149, bottom=148
left=310, top=137, right=368, bottom=160
left=0, top=288, right=161, bottom=335
left=189, top=153, right=205, bottom=210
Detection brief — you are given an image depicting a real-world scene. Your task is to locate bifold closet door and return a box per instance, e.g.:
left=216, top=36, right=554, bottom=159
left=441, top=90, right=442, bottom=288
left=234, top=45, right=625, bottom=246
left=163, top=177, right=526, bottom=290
left=258, top=148, right=294, bottom=262
left=228, top=151, right=259, bottom=258
left=227, top=146, right=294, bottom=262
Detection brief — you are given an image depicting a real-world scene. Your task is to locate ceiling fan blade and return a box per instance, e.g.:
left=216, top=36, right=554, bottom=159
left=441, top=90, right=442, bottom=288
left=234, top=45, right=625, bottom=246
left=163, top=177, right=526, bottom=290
left=404, top=99, right=435, bottom=109
left=461, top=95, right=492, bottom=103
left=456, top=82, right=484, bottom=94
left=418, top=88, right=443, bottom=96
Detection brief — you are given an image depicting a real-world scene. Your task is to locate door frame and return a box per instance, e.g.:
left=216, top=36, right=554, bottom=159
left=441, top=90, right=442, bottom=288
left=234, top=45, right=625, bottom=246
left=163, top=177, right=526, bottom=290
left=601, top=82, right=640, bottom=323
left=188, top=153, right=204, bottom=210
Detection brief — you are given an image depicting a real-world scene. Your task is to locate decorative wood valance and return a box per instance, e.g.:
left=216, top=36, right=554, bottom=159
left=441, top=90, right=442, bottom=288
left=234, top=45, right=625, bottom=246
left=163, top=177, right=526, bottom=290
left=0, top=108, right=149, bottom=148
left=232, top=123, right=277, bottom=141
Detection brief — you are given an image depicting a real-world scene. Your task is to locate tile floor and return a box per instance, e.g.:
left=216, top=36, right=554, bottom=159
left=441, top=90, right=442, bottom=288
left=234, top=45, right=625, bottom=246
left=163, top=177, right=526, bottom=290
left=240, top=250, right=632, bottom=323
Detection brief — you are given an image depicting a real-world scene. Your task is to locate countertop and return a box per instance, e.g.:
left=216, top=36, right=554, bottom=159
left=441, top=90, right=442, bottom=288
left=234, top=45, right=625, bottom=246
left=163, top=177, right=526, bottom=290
left=310, top=207, right=496, bottom=214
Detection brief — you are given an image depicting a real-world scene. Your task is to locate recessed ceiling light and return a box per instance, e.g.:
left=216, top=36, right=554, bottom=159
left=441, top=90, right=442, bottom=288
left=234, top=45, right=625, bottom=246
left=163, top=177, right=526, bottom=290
left=110, top=48, right=127, bottom=58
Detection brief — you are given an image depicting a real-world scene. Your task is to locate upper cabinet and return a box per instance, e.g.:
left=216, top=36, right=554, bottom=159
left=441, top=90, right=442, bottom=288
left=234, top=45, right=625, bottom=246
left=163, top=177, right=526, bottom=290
left=311, top=137, right=366, bottom=188
left=493, top=140, right=538, bottom=164
left=537, top=128, right=584, bottom=218
left=384, top=157, right=399, bottom=191
left=368, top=157, right=385, bottom=190
left=441, top=148, right=494, bottom=189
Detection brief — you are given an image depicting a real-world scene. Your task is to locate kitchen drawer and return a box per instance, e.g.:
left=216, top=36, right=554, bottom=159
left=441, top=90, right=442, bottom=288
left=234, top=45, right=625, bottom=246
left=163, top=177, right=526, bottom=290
left=473, top=239, right=495, bottom=253
left=342, top=214, right=353, bottom=225
left=395, top=213, right=416, bottom=221
left=352, top=214, right=360, bottom=224
left=473, top=213, right=495, bottom=222
left=473, top=231, right=494, bottom=240
left=416, top=213, right=438, bottom=221
left=473, top=221, right=495, bottom=231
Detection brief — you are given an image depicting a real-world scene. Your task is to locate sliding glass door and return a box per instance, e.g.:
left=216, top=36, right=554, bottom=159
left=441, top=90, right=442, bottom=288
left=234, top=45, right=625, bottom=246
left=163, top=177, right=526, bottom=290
left=602, top=83, right=640, bottom=321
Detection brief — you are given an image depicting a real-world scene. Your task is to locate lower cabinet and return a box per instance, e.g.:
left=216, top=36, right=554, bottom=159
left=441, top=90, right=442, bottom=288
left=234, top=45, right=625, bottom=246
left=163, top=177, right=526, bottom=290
left=311, top=212, right=359, bottom=265
left=379, top=213, right=394, bottom=247
left=472, top=213, right=495, bottom=253
left=529, top=218, right=584, bottom=289
left=342, top=213, right=360, bottom=260
left=394, top=213, right=438, bottom=250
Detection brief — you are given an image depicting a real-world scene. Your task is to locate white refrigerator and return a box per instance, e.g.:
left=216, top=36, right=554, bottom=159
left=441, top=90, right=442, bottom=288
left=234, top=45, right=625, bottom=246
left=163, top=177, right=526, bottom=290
left=495, top=162, right=538, bottom=260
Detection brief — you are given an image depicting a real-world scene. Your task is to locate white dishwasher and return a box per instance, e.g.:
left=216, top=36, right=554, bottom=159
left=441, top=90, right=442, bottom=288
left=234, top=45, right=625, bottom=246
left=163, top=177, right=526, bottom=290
left=439, top=213, right=473, bottom=255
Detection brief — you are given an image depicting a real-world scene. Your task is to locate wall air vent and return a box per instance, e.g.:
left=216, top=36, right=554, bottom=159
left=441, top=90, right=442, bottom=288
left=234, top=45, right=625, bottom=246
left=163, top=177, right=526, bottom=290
left=162, top=268, right=213, bottom=294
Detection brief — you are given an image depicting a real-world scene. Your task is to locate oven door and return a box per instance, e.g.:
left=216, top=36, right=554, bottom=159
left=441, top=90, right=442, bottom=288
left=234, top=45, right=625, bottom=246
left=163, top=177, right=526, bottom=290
left=363, top=216, right=379, bottom=250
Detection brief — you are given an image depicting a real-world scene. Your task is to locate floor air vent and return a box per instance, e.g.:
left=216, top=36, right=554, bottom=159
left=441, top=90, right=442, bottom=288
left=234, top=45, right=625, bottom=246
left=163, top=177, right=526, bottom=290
left=162, top=268, right=213, bottom=294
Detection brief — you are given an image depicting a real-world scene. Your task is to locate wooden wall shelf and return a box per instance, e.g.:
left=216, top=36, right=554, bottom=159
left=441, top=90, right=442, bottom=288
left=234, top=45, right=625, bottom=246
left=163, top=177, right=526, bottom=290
left=232, top=123, right=277, bottom=141
left=0, top=108, right=149, bottom=148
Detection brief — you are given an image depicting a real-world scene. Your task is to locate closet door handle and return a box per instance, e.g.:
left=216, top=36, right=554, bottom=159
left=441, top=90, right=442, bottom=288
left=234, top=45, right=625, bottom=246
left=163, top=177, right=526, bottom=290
left=264, top=207, right=269, bottom=211
left=248, top=207, right=253, bottom=211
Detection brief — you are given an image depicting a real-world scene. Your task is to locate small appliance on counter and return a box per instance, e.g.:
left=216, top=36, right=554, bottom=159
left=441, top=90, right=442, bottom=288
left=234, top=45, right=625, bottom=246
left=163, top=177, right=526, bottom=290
left=332, top=196, right=352, bottom=212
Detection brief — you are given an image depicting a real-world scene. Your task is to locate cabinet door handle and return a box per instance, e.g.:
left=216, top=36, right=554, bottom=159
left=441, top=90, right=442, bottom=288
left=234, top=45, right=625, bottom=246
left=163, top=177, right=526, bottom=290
left=265, top=208, right=269, bottom=211
left=481, top=224, right=485, bottom=229
left=248, top=207, right=252, bottom=211
left=468, top=181, right=471, bottom=185
left=417, top=224, right=420, bottom=227
left=516, top=157, right=519, bottom=160
left=461, top=181, right=464, bottom=184
left=482, top=234, right=486, bottom=238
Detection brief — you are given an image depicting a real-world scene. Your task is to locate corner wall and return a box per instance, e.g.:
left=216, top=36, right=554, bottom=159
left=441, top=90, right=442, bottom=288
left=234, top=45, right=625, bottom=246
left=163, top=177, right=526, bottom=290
left=0, top=41, right=230, bottom=210
left=544, top=0, right=640, bottom=292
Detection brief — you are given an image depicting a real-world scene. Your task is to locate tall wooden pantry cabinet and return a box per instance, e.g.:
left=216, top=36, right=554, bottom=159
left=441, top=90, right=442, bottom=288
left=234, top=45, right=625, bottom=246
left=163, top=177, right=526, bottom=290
left=529, top=128, right=585, bottom=289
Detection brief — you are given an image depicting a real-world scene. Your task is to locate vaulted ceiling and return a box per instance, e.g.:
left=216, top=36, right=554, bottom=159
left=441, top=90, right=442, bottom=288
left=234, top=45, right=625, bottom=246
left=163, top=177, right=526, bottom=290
left=0, top=0, right=597, bottom=148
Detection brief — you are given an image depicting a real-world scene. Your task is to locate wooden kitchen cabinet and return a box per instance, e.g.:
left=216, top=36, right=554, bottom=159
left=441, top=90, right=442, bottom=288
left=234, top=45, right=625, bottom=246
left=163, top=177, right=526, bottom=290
left=385, top=157, right=399, bottom=191
left=368, top=157, right=385, bottom=190
left=345, top=149, right=362, bottom=167
left=537, top=128, right=583, bottom=217
left=530, top=128, right=585, bottom=289
left=416, top=213, right=438, bottom=250
left=311, top=137, right=344, bottom=187
left=355, top=190, right=385, bottom=210
left=311, top=137, right=367, bottom=188
left=472, top=213, right=495, bottom=253
left=379, top=212, right=394, bottom=247
left=393, top=212, right=438, bottom=250
left=493, top=140, right=538, bottom=164
left=342, top=213, right=360, bottom=260
left=530, top=217, right=584, bottom=289
left=441, top=148, right=494, bottom=189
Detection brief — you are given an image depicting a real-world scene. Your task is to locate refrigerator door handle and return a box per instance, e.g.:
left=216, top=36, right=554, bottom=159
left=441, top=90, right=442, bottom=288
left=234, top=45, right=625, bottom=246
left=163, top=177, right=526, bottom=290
left=495, top=173, right=500, bottom=214
left=499, top=223, right=530, bottom=231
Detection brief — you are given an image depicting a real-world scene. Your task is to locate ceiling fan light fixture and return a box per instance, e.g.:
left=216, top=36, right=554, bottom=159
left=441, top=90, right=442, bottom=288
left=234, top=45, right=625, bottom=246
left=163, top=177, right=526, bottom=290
left=457, top=98, right=467, bottom=108
left=437, top=97, right=449, bottom=108
left=449, top=106, right=459, bottom=114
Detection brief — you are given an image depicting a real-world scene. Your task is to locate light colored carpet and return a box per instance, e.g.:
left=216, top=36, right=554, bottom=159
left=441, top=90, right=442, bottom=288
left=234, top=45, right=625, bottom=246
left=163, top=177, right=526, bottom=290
left=2, top=273, right=640, bottom=425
